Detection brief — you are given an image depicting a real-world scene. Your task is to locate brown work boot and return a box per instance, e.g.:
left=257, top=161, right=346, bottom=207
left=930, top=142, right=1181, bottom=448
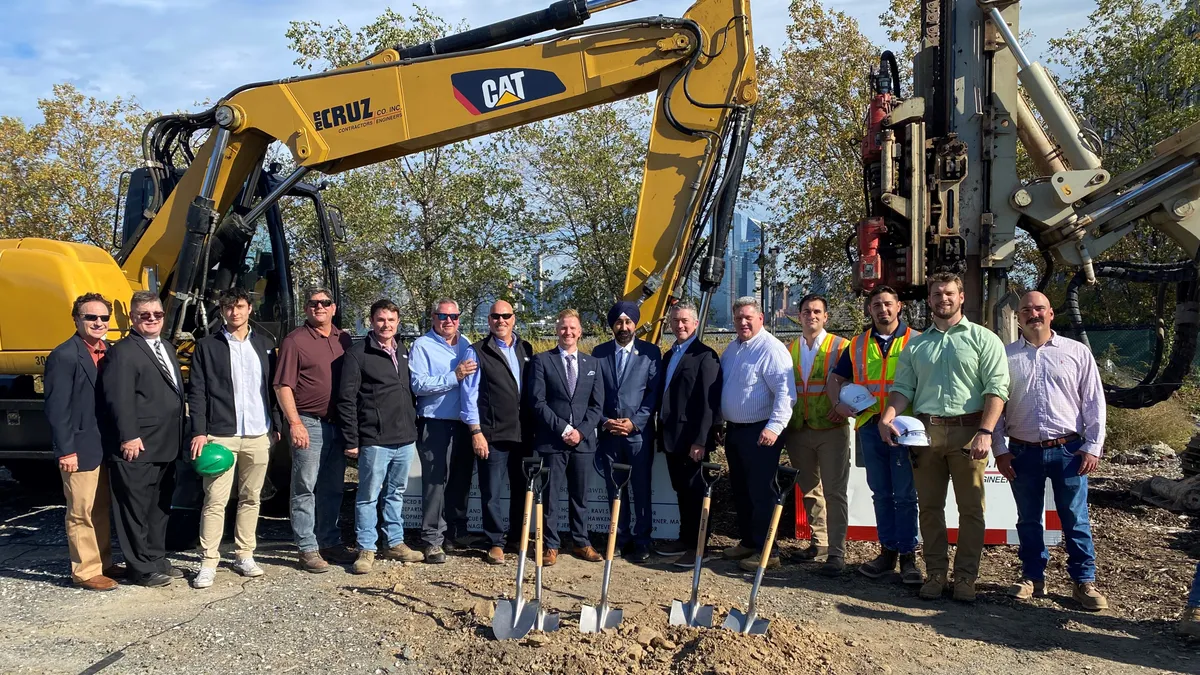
left=381, top=543, right=425, bottom=563
left=74, top=575, right=118, bottom=591
left=321, top=546, right=356, bottom=564
left=952, top=578, right=977, bottom=603
left=819, top=556, right=845, bottom=576
left=1007, top=577, right=1046, bottom=600
left=485, top=546, right=505, bottom=565
left=1073, top=582, right=1108, bottom=611
left=543, top=549, right=558, bottom=567
left=858, top=549, right=898, bottom=579
left=919, top=571, right=947, bottom=600
left=299, top=551, right=331, bottom=574
left=351, top=550, right=375, bottom=575
left=790, top=544, right=829, bottom=563
left=1179, top=607, right=1200, bottom=637
left=738, top=552, right=781, bottom=572
left=899, top=554, right=923, bottom=585
left=573, top=546, right=603, bottom=562
left=722, top=543, right=757, bottom=561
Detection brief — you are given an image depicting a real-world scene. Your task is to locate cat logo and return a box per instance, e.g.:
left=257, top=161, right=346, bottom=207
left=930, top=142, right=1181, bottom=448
left=451, top=68, right=566, bottom=116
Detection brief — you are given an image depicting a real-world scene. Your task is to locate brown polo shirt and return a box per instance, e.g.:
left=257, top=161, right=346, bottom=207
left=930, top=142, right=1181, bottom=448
left=273, top=323, right=353, bottom=420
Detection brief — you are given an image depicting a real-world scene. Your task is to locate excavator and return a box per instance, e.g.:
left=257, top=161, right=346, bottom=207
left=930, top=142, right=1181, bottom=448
left=0, top=0, right=758, bottom=481
left=847, top=0, right=1200, bottom=469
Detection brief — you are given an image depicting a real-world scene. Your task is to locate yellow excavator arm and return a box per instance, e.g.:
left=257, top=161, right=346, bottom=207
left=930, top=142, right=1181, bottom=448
left=115, top=0, right=756, bottom=345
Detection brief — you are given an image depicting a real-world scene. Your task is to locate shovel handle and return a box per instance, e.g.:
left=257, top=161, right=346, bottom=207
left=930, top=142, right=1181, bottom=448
left=757, top=502, right=785, bottom=572
left=605, top=497, right=622, bottom=561
left=535, top=502, right=543, bottom=567
left=518, top=489, right=535, bottom=556
left=694, top=495, right=711, bottom=557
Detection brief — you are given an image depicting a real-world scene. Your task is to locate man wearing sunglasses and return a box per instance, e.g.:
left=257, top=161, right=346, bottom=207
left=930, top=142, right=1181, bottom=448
left=410, top=298, right=477, bottom=564
left=102, top=290, right=187, bottom=587
left=44, top=293, right=125, bottom=590
left=274, top=287, right=354, bottom=573
left=460, top=300, right=534, bottom=565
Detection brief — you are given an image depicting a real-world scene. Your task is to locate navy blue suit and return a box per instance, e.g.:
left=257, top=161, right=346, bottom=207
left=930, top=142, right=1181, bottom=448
left=592, top=338, right=660, bottom=547
left=529, top=347, right=603, bottom=550
left=44, top=334, right=108, bottom=471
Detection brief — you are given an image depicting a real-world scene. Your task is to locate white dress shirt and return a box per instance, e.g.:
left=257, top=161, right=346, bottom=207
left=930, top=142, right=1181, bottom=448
left=143, top=335, right=178, bottom=389
left=798, top=329, right=828, bottom=384
left=720, top=328, right=796, bottom=434
left=225, top=328, right=270, bottom=437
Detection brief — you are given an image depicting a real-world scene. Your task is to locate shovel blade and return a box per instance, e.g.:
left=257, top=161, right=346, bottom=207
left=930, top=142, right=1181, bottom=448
left=669, top=600, right=715, bottom=628
left=492, top=599, right=540, bottom=640
left=722, top=608, right=769, bottom=635
left=579, top=604, right=624, bottom=633
left=537, top=609, right=560, bottom=633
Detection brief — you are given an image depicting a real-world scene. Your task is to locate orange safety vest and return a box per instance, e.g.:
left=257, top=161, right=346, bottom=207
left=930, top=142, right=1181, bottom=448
left=788, top=332, right=848, bottom=430
left=848, top=326, right=918, bottom=428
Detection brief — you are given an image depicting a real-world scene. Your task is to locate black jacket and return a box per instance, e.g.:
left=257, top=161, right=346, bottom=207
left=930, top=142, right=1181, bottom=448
left=101, top=332, right=185, bottom=464
left=187, top=329, right=277, bottom=438
left=336, top=336, right=418, bottom=449
left=43, top=334, right=108, bottom=471
left=657, top=339, right=722, bottom=454
left=472, top=334, right=534, bottom=445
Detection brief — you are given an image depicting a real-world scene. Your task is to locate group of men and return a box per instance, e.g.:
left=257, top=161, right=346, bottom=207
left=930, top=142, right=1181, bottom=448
left=45, top=274, right=1108, bottom=613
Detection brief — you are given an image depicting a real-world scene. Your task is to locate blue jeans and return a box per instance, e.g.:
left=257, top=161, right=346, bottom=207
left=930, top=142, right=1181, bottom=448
left=355, top=443, right=416, bottom=551
left=1189, top=562, right=1200, bottom=608
left=1009, top=439, right=1096, bottom=582
left=291, top=416, right=346, bottom=553
left=859, top=425, right=918, bottom=554
left=597, top=435, right=654, bottom=547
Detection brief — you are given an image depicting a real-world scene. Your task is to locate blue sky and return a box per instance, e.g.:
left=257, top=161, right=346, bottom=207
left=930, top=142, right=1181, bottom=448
left=0, top=0, right=1096, bottom=122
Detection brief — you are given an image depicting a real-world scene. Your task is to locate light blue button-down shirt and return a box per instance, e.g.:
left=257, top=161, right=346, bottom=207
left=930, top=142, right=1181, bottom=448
left=663, top=334, right=697, bottom=391
left=409, top=330, right=472, bottom=420
left=719, top=328, right=796, bottom=434
left=460, top=334, right=522, bottom=426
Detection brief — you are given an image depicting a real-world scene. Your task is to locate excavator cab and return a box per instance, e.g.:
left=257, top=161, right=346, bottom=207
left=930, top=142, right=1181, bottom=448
left=114, top=159, right=344, bottom=345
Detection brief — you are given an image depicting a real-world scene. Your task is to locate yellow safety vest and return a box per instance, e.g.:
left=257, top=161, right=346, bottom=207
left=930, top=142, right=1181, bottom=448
left=848, top=326, right=918, bottom=428
left=788, top=333, right=848, bottom=430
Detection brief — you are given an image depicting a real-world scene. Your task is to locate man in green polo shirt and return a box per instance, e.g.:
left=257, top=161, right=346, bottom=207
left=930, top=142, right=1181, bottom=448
left=878, top=273, right=1008, bottom=603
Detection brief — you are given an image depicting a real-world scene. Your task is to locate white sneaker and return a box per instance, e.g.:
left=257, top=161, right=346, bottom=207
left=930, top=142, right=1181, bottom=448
left=232, top=557, right=264, bottom=578
left=193, top=567, right=216, bottom=589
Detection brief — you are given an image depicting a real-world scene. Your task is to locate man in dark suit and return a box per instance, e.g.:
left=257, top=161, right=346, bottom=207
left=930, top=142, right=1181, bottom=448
left=460, top=300, right=535, bottom=565
left=44, top=293, right=124, bottom=590
left=103, top=290, right=186, bottom=587
left=529, top=308, right=604, bottom=565
left=655, top=300, right=722, bottom=568
left=593, top=301, right=660, bottom=563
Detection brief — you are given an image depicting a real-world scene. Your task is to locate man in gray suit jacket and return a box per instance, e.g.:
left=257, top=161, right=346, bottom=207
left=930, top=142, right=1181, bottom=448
left=529, top=308, right=604, bottom=565
left=592, top=301, right=660, bottom=562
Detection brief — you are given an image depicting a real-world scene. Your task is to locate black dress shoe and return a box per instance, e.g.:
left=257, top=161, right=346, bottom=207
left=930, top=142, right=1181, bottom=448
left=135, top=572, right=172, bottom=587
left=164, top=566, right=185, bottom=579
left=627, top=544, right=651, bottom=564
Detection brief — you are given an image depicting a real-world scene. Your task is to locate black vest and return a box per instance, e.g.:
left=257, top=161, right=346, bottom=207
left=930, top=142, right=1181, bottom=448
left=474, top=334, right=533, bottom=445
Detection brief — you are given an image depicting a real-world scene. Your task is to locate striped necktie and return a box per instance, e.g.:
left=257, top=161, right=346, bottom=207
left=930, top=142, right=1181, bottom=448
left=616, top=348, right=628, bottom=385
left=565, top=354, right=577, bottom=396
left=152, top=340, right=178, bottom=389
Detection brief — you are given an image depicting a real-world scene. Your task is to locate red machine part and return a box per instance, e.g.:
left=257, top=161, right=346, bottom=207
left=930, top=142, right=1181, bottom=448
left=855, top=217, right=887, bottom=291
left=861, top=93, right=892, bottom=162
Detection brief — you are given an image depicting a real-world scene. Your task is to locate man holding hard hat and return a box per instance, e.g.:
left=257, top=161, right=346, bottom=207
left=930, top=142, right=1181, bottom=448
left=187, top=288, right=277, bottom=589
left=828, top=285, right=922, bottom=585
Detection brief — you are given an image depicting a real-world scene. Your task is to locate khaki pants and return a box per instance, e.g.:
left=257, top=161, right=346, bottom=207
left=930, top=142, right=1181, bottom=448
left=200, top=434, right=271, bottom=567
left=785, top=425, right=851, bottom=558
left=912, top=425, right=987, bottom=581
left=60, top=463, right=114, bottom=582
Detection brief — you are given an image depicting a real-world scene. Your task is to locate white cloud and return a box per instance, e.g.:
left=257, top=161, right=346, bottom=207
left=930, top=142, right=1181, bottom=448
left=0, top=0, right=1096, bottom=123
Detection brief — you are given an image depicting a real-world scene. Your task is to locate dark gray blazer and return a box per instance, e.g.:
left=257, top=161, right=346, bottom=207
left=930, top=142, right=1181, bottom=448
left=528, top=347, right=604, bottom=454
left=44, top=334, right=108, bottom=471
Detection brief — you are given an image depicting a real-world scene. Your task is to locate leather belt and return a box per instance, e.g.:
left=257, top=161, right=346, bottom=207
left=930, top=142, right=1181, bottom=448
left=1009, top=433, right=1081, bottom=449
left=726, top=420, right=767, bottom=430
left=916, top=412, right=983, bottom=427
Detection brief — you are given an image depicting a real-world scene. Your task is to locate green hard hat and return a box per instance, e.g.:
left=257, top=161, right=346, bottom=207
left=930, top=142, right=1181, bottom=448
left=194, top=442, right=235, bottom=476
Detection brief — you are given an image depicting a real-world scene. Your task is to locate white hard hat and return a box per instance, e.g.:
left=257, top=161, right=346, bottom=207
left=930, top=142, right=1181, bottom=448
left=838, top=383, right=876, bottom=414
left=892, top=416, right=930, bottom=446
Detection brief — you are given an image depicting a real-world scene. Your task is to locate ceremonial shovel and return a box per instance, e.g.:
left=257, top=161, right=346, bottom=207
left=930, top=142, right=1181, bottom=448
left=491, top=458, right=545, bottom=640
left=580, top=462, right=633, bottom=633
left=723, top=465, right=799, bottom=635
left=669, top=461, right=723, bottom=627
left=532, top=465, right=559, bottom=632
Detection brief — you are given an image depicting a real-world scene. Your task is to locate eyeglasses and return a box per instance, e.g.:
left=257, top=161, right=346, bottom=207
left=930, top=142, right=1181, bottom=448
left=489, top=313, right=514, bottom=320
left=137, top=311, right=165, bottom=321
left=80, top=314, right=111, bottom=322
left=435, top=313, right=461, bottom=321
left=307, top=299, right=334, bottom=309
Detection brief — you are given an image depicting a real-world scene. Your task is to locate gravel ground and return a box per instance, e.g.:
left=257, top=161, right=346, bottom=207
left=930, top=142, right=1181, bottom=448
left=1, top=458, right=1198, bottom=675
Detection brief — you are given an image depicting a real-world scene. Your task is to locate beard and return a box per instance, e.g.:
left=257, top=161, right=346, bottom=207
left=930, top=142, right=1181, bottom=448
left=614, top=329, right=634, bottom=344
left=932, top=302, right=961, bottom=319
